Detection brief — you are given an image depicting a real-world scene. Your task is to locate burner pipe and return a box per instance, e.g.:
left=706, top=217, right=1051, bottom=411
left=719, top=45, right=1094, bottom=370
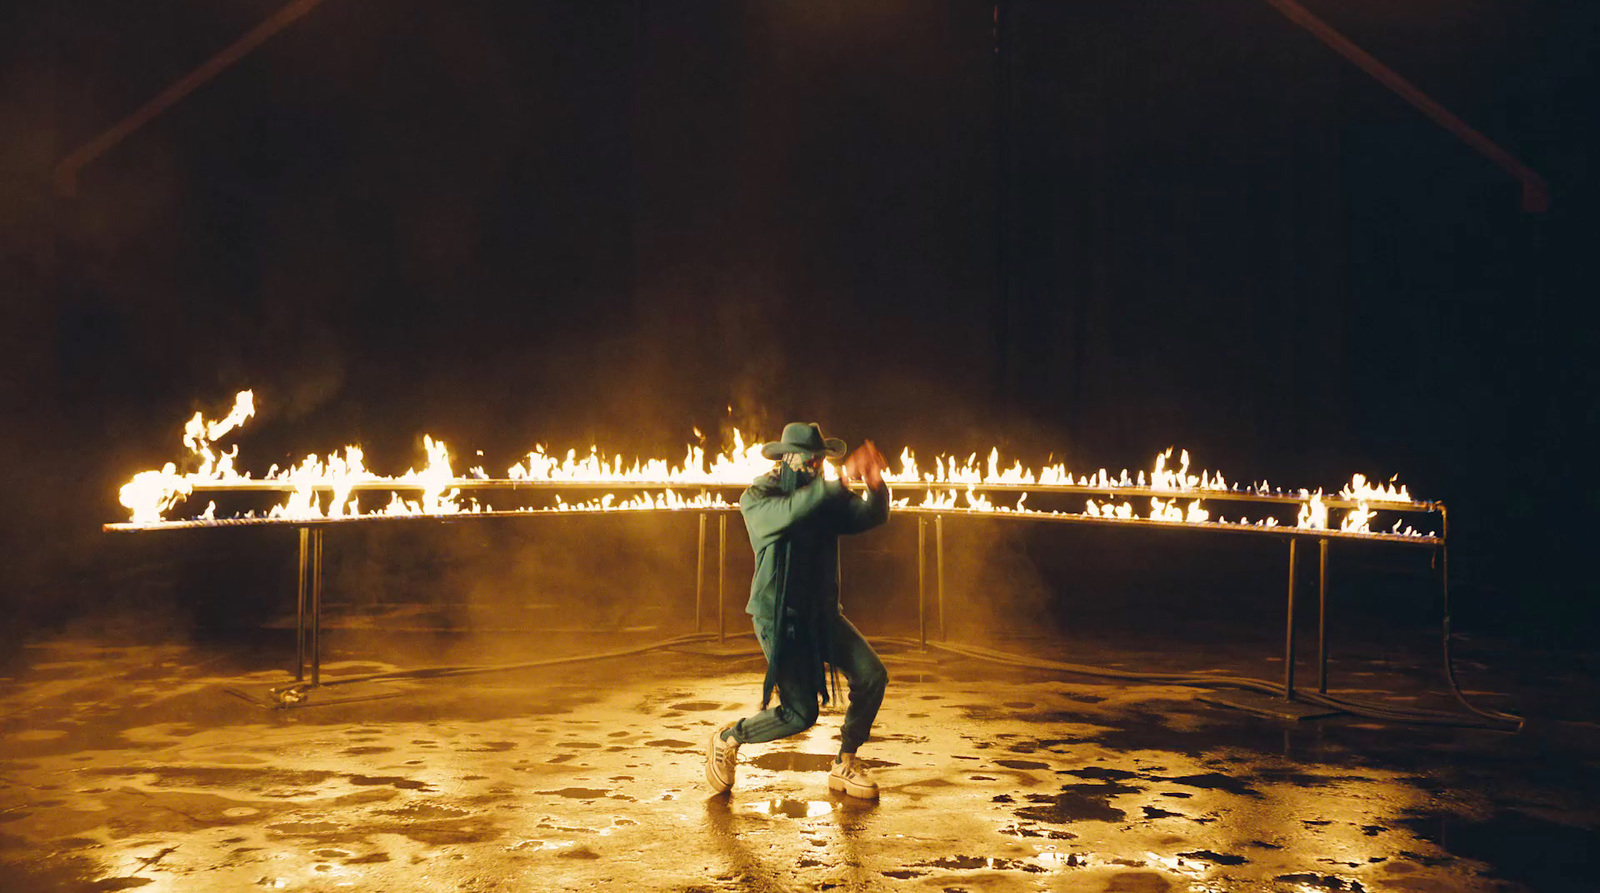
left=180, top=477, right=1435, bottom=513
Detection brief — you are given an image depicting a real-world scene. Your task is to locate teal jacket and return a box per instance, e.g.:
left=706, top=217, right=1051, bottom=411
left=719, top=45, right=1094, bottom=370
left=741, top=473, right=891, bottom=620
left=740, top=471, right=891, bottom=707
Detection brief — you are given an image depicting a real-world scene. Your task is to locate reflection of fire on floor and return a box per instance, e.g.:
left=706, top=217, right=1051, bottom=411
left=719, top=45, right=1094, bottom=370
left=0, top=636, right=1593, bottom=892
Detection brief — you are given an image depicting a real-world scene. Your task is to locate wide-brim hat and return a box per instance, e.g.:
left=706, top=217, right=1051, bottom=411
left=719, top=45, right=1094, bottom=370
left=761, top=421, right=846, bottom=461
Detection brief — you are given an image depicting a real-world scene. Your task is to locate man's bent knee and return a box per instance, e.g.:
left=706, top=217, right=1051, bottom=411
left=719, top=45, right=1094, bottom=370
left=856, top=662, right=888, bottom=695
left=776, top=702, right=820, bottom=733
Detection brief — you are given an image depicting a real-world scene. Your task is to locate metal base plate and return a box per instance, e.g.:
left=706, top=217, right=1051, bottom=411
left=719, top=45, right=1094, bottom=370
left=1197, top=689, right=1342, bottom=721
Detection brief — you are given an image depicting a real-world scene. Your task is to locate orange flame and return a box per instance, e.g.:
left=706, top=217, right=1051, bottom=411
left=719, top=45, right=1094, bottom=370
left=113, top=390, right=1436, bottom=541
left=1297, top=492, right=1328, bottom=530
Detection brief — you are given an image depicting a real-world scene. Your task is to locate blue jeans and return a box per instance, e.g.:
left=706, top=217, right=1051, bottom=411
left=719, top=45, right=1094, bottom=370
left=729, top=613, right=887, bottom=754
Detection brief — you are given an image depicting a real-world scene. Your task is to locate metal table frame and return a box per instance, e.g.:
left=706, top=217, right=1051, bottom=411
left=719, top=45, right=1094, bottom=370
left=113, top=481, right=1442, bottom=703
left=276, top=502, right=1443, bottom=707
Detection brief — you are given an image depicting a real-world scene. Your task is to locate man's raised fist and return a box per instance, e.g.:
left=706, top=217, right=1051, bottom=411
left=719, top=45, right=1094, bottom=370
left=843, top=439, right=889, bottom=489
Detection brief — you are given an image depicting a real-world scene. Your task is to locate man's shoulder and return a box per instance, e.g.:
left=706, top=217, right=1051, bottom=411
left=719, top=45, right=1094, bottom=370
left=741, top=473, right=782, bottom=502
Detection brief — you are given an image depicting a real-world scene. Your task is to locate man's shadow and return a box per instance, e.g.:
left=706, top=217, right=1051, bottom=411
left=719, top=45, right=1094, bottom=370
left=704, top=793, right=880, bottom=891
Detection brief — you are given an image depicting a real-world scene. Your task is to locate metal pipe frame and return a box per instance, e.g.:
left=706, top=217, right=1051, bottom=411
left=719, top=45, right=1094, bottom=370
left=295, top=526, right=324, bottom=686
left=295, top=527, right=308, bottom=681
left=161, top=496, right=1449, bottom=693
left=917, top=518, right=928, bottom=650
left=177, top=476, right=1435, bottom=513
left=311, top=528, right=322, bottom=686
left=1318, top=537, right=1329, bottom=694
left=1285, top=538, right=1298, bottom=700
left=1281, top=535, right=1334, bottom=702
left=104, top=503, right=1442, bottom=546
left=717, top=514, right=727, bottom=644
left=936, top=514, right=946, bottom=641
left=919, top=516, right=1344, bottom=701
left=1439, top=505, right=1451, bottom=674
left=1260, top=0, right=1548, bottom=213
left=695, top=513, right=706, bottom=634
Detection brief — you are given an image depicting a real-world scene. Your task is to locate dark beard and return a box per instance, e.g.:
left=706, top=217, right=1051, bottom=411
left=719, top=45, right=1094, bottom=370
left=777, top=464, right=816, bottom=494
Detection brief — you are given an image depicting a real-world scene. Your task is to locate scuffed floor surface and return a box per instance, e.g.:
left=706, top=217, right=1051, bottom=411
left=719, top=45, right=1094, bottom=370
left=0, top=633, right=1596, bottom=892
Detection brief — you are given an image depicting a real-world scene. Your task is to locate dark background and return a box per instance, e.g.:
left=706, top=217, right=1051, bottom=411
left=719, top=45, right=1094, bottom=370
left=1, top=1, right=1594, bottom=654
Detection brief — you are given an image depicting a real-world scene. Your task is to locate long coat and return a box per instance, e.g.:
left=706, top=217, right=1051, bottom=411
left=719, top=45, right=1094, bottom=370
left=739, top=471, right=891, bottom=706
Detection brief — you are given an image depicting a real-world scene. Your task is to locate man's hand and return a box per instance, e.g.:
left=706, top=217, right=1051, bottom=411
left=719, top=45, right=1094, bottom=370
left=842, top=440, right=890, bottom=490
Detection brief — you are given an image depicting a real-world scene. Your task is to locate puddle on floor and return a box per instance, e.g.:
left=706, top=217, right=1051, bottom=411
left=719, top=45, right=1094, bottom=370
left=535, top=787, right=612, bottom=799
left=345, top=774, right=433, bottom=791
left=748, top=799, right=834, bottom=819
left=747, top=752, right=894, bottom=772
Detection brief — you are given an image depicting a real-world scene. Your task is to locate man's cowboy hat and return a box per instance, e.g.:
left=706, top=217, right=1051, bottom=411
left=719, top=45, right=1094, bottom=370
left=761, top=422, right=847, bottom=461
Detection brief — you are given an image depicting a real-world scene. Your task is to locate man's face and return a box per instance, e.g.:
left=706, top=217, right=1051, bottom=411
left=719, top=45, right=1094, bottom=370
left=784, top=453, right=823, bottom=479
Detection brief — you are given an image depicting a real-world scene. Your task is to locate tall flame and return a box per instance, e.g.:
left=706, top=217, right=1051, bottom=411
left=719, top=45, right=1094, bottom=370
left=1341, top=473, right=1411, bottom=504
left=121, top=391, right=254, bottom=523
left=1341, top=502, right=1377, bottom=533
left=1297, top=492, right=1328, bottom=530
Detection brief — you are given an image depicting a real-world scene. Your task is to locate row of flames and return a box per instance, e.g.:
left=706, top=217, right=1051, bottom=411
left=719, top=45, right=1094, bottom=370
left=116, top=391, right=1429, bottom=538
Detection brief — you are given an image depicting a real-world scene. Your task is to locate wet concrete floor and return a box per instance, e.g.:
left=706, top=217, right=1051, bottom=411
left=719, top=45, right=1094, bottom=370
left=0, top=627, right=1596, bottom=892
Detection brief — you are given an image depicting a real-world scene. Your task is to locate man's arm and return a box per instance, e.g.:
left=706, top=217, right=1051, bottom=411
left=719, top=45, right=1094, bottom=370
left=836, top=480, right=891, bottom=534
left=740, top=475, right=850, bottom=550
left=836, top=439, right=892, bottom=534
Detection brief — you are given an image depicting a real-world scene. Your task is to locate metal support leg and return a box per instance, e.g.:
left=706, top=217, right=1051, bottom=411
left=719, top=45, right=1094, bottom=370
left=917, top=517, right=927, bottom=650
left=311, top=527, right=323, bottom=687
left=1284, top=537, right=1298, bottom=701
left=696, top=513, right=706, bottom=634
left=717, top=513, right=726, bottom=645
left=296, top=527, right=308, bottom=681
left=935, top=514, right=946, bottom=641
left=1440, top=506, right=1451, bottom=651
left=1318, top=537, right=1329, bottom=694
left=1198, top=534, right=1338, bottom=721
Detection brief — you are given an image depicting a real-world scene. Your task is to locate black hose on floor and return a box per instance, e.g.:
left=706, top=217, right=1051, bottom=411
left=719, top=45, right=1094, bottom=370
left=266, top=631, right=732, bottom=705
left=263, top=623, right=1519, bottom=731
left=870, top=636, right=1517, bottom=731
left=1436, top=536, right=1525, bottom=730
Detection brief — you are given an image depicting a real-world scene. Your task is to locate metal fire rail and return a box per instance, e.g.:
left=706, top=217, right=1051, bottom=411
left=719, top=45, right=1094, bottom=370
left=130, top=474, right=1439, bottom=512
left=103, top=478, right=1445, bottom=713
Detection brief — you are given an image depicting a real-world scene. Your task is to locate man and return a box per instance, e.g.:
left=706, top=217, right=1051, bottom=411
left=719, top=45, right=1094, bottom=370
left=706, top=421, right=892, bottom=800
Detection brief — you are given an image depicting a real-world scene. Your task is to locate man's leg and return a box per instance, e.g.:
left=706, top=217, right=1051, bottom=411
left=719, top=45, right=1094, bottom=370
left=728, top=618, right=821, bottom=745
left=826, top=613, right=887, bottom=800
left=708, top=618, right=820, bottom=793
left=828, top=613, right=888, bottom=754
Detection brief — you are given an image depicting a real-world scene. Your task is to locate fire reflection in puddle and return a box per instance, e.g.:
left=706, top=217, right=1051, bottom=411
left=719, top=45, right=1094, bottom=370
left=748, top=799, right=834, bottom=819
left=1032, top=846, right=1089, bottom=869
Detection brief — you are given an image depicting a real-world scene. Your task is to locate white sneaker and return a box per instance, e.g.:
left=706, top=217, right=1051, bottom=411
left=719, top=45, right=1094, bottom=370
left=828, top=753, right=879, bottom=800
left=706, top=722, right=739, bottom=793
